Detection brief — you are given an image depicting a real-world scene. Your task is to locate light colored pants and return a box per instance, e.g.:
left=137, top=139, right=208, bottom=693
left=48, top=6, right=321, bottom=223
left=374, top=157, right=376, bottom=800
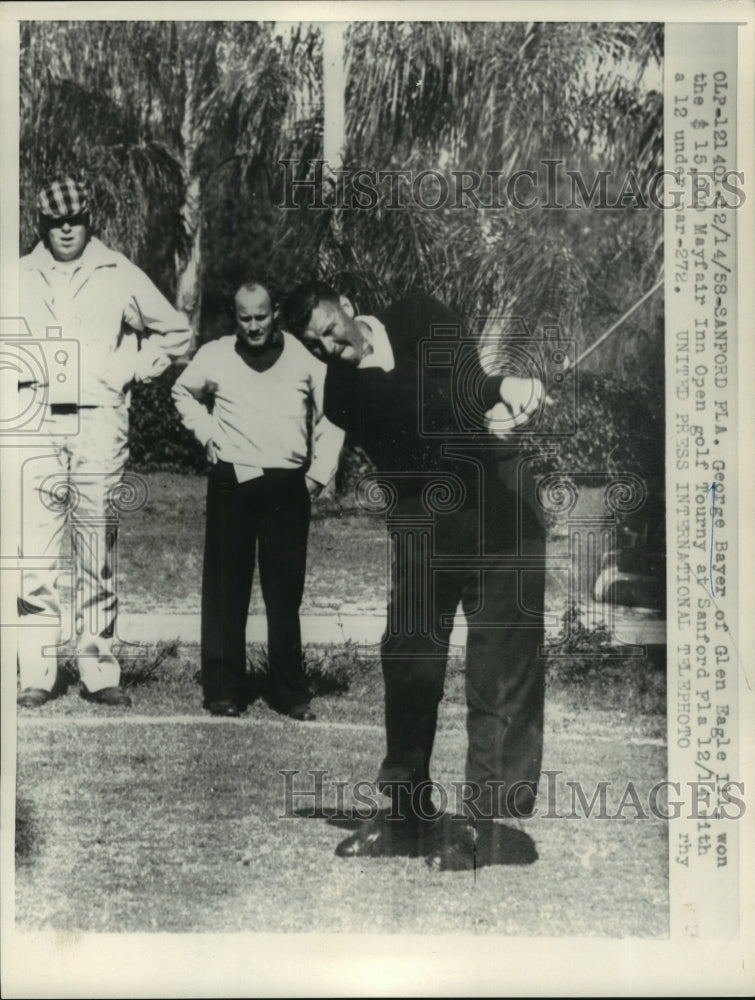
left=18, top=406, right=129, bottom=693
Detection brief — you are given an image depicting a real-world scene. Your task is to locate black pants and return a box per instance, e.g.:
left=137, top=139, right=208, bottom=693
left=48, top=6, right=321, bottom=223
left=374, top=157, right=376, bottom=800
left=376, top=475, right=545, bottom=819
left=201, top=462, right=311, bottom=710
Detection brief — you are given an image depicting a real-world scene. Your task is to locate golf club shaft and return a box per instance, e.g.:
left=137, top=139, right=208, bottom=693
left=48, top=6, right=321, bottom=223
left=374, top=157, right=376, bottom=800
left=564, top=276, right=664, bottom=372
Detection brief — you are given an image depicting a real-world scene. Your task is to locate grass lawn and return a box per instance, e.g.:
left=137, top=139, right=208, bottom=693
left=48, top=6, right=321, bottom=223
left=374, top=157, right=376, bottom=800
left=15, top=472, right=668, bottom=937
left=16, top=705, right=667, bottom=936
left=16, top=645, right=667, bottom=936
left=117, top=472, right=389, bottom=615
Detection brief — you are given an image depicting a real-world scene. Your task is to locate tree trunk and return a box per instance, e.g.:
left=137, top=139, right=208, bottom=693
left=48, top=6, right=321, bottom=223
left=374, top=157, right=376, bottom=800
left=175, top=172, right=202, bottom=354
left=321, top=23, right=347, bottom=266
left=174, top=55, right=202, bottom=355
left=322, top=22, right=346, bottom=175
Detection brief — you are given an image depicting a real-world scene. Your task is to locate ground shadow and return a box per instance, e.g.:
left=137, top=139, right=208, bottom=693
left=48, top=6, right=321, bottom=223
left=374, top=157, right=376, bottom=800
left=292, top=805, right=364, bottom=829
left=15, top=797, right=41, bottom=866
left=294, top=807, right=538, bottom=866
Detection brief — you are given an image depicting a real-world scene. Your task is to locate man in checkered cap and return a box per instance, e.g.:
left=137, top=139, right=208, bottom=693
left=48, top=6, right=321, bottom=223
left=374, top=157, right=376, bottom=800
left=36, top=174, right=89, bottom=224
left=16, top=176, right=192, bottom=708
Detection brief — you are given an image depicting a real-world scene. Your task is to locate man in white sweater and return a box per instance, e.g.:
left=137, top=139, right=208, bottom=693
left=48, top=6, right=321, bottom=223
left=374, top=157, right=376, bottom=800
left=172, top=280, right=343, bottom=718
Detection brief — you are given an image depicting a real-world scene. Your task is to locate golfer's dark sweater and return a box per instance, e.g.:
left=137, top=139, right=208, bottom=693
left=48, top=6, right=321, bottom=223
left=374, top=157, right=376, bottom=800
left=323, top=293, right=507, bottom=497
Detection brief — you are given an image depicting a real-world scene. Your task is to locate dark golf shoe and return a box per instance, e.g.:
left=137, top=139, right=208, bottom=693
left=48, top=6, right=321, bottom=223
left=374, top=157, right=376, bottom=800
left=335, top=810, right=438, bottom=858
left=82, top=686, right=132, bottom=708
left=17, top=688, right=53, bottom=708
left=426, top=817, right=538, bottom=871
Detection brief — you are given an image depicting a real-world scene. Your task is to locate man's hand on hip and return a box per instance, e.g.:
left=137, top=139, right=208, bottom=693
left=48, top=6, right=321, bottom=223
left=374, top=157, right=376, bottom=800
left=306, top=476, right=324, bottom=499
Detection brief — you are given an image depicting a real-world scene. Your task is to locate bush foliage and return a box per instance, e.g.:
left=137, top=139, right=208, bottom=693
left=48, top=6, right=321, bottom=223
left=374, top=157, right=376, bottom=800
left=127, top=370, right=206, bottom=474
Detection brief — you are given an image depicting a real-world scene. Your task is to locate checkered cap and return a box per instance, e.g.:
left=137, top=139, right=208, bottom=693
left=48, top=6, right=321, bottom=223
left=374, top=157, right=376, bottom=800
left=36, top=176, right=89, bottom=220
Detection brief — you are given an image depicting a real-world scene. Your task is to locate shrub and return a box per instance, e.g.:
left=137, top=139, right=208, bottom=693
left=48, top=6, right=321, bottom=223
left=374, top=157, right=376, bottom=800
left=522, top=371, right=664, bottom=482
left=128, top=368, right=206, bottom=473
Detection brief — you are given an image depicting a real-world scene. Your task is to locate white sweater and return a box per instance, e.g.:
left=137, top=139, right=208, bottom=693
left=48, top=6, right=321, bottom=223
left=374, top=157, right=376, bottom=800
left=172, top=333, right=344, bottom=486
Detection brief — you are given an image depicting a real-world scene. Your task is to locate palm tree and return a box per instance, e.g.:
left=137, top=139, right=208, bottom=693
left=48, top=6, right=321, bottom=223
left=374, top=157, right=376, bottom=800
left=19, top=18, right=666, bottom=483
left=304, top=20, right=663, bottom=384
left=22, top=19, right=663, bottom=365
left=20, top=20, right=322, bottom=349
left=289, top=19, right=664, bottom=485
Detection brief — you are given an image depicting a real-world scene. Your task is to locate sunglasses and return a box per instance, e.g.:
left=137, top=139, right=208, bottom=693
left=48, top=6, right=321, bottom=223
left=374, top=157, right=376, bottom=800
left=46, top=213, right=89, bottom=229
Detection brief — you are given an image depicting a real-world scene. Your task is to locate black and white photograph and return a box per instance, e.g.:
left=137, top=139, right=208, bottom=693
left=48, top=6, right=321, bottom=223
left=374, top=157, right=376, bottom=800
left=1, top=1, right=753, bottom=996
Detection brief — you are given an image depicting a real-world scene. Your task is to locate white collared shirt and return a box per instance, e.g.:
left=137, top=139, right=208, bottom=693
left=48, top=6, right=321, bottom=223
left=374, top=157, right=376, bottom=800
left=356, top=316, right=394, bottom=372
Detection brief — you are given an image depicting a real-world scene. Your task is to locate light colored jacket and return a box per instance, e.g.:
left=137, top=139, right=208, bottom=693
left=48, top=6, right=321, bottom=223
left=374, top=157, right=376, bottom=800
left=19, top=237, right=191, bottom=406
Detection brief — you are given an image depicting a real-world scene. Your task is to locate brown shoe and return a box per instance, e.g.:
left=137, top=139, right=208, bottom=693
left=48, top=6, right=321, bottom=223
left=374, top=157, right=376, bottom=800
left=17, top=688, right=53, bottom=708
left=82, top=686, right=132, bottom=708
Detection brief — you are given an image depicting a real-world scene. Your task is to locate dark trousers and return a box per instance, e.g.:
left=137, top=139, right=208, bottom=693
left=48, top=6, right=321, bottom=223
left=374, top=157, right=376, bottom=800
left=377, top=478, right=545, bottom=819
left=201, top=462, right=311, bottom=710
